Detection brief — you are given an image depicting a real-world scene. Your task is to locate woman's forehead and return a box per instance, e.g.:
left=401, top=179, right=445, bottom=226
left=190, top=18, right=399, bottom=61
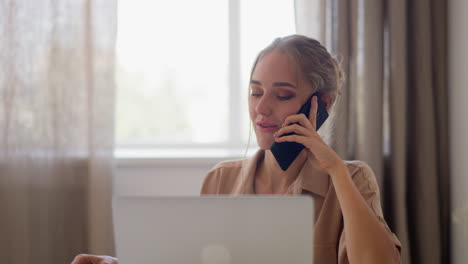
left=253, top=51, right=296, bottom=77
left=252, top=51, right=308, bottom=91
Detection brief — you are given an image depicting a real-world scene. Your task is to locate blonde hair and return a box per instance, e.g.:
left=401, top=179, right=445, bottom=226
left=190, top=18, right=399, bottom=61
left=249, top=35, right=344, bottom=105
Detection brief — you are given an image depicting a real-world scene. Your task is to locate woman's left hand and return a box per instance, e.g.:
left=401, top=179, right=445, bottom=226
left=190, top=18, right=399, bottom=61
left=273, top=96, right=345, bottom=175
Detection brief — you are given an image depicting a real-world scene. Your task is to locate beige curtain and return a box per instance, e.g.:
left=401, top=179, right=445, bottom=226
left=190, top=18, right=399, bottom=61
left=0, top=0, right=117, bottom=263
left=295, top=0, right=450, bottom=263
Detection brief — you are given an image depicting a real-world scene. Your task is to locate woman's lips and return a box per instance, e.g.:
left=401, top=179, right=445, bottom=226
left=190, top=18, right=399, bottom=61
left=256, top=121, right=279, bottom=133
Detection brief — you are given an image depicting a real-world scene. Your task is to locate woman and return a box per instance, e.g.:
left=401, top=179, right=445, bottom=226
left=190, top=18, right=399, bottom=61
left=200, top=35, right=401, bottom=263
left=72, top=35, right=401, bottom=264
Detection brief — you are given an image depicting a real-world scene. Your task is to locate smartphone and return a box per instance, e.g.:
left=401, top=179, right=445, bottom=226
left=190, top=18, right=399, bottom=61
left=270, top=91, right=329, bottom=171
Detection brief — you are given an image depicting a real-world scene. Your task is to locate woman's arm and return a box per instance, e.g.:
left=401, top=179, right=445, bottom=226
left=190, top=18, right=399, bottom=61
left=329, top=163, right=400, bottom=264
left=274, top=96, right=400, bottom=264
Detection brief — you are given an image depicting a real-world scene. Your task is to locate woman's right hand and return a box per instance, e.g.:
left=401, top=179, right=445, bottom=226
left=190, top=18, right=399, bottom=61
left=71, top=254, right=118, bottom=264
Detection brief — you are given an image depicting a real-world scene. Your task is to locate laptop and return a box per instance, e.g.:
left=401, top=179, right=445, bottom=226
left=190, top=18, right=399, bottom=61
left=113, top=196, right=314, bottom=264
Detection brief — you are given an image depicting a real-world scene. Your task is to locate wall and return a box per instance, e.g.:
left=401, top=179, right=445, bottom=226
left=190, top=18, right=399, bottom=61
left=449, top=0, right=468, bottom=263
left=114, top=157, right=227, bottom=196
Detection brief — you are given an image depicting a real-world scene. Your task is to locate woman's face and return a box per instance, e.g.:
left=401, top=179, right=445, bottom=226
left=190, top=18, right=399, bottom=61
left=249, top=51, right=312, bottom=149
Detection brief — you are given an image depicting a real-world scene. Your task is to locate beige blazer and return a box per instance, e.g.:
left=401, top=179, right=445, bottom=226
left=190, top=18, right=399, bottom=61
left=201, top=149, right=402, bottom=263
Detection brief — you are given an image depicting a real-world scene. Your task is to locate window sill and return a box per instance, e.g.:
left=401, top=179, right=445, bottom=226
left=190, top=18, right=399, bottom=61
left=114, top=147, right=258, bottom=168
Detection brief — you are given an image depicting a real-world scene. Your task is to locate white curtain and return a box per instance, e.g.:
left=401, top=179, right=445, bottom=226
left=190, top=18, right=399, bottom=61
left=0, top=0, right=117, bottom=263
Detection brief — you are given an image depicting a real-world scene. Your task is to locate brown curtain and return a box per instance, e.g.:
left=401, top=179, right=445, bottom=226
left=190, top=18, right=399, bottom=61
left=295, top=0, right=450, bottom=263
left=0, top=0, right=117, bottom=263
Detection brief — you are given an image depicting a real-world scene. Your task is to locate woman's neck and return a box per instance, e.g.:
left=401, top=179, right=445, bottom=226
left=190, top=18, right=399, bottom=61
left=255, top=149, right=308, bottom=194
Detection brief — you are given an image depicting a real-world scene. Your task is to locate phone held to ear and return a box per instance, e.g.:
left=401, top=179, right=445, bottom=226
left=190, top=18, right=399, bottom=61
left=270, top=91, right=329, bottom=171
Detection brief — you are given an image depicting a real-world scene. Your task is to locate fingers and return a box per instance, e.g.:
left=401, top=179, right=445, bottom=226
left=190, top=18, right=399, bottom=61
left=308, top=96, right=318, bottom=129
left=282, top=113, right=313, bottom=130
left=274, top=123, right=311, bottom=138
left=275, top=96, right=321, bottom=147
left=98, top=256, right=118, bottom=264
left=274, top=133, right=310, bottom=146
left=71, top=254, right=92, bottom=264
left=71, top=254, right=118, bottom=264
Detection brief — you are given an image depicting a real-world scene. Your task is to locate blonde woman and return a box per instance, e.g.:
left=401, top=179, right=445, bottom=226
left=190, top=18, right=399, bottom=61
left=72, top=35, right=401, bottom=264
left=201, top=35, right=401, bottom=263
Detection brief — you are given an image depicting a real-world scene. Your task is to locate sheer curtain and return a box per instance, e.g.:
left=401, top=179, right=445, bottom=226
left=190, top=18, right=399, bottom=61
left=0, top=0, right=117, bottom=263
left=295, top=0, right=450, bottom=264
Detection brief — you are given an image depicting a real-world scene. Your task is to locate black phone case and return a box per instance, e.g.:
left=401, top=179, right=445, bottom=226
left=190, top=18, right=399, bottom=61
left=270, top=92, right=329, bottom=171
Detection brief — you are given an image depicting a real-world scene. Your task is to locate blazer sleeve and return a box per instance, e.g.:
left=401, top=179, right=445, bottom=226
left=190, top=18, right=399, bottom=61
left=200, top=168, right=221, bottom=195
left=338, top=161, right=402, bottom=264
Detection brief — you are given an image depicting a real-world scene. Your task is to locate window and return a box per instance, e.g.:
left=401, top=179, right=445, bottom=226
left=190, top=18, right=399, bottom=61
left=115, top=0, right=296, bottom=157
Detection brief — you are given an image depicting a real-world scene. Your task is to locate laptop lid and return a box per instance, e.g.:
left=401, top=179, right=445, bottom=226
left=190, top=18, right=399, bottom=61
left=113, top=196, right=313, bottom=264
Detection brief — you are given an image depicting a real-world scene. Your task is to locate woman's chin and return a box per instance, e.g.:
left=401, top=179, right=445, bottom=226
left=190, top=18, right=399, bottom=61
left=256, top=138, right=275, bottom=150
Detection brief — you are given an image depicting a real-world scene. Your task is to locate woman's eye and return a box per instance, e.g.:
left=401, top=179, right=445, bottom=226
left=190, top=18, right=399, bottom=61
left=278, top=95, right=294, bottom=100
left=250, top=92, right=262, bottom=97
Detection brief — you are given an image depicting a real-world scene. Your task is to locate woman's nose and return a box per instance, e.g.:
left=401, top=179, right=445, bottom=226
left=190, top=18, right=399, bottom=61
left=255, top=95, right=272, bottom=116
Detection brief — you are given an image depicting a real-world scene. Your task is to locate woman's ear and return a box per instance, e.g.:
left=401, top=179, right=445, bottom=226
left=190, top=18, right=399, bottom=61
left=320, top=93, right=335, bottom=110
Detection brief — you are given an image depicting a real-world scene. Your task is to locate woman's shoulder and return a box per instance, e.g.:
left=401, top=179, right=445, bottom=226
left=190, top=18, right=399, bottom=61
left=210, top=158, right=246, bottom=171
left=343, top=160, right=373, bottom=174
left=200, top=158, right=248, bottom=195
left=342, top=160, right=380, bottom=192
